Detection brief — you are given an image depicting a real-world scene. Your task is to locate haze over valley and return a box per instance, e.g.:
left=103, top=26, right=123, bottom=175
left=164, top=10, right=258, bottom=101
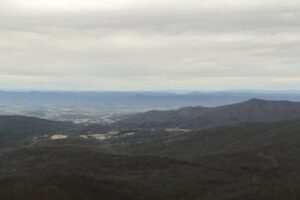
left=1, top=91, right=300, bottom=124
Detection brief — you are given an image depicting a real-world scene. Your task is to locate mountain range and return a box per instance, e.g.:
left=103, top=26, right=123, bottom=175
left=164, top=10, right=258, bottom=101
left=116, top=99, right=300, bottom=129
left=1, top=99, right=300, bottom=199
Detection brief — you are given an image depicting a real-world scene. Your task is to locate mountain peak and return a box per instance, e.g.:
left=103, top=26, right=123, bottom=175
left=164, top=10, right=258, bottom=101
left=241, top=98, right=269, bottom=105
left=243, top=98, right=294, bottom=105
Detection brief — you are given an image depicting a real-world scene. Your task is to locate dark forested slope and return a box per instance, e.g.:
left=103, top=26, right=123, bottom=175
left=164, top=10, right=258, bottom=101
left=116, top=99, right=300, bottom=129
left=0, top=115, right=76, bottom=140
left=1, top=120, right=300, bottom=200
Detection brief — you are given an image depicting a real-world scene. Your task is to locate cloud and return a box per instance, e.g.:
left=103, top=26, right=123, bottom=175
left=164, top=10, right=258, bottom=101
left=0, top=0, right=299, bottom=90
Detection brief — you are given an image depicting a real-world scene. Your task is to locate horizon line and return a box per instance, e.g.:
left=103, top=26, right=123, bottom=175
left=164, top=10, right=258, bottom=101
left=0, top=89, right=300, bottom=93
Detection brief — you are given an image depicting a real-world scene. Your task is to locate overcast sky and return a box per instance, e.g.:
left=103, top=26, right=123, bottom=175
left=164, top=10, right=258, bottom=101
left=0, top=0, right=299, bottom=91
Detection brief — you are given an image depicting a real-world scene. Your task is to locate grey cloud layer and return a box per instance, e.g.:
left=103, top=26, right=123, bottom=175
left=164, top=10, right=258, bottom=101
left=0, top=0, right=299, bottom=90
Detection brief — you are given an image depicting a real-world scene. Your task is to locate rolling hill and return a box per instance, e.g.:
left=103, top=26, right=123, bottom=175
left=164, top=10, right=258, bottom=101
left=115, top=99, right=300, bottom=129
left=1, top=119, right=300, bottom=200
left=0, top=115, right=76, bottom=140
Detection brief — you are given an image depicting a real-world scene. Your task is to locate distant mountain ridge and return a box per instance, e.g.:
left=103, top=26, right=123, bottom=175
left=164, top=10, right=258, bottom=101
left=1, top=91, right=300, bottom=108
left=116, top=99, right=300, bottom=129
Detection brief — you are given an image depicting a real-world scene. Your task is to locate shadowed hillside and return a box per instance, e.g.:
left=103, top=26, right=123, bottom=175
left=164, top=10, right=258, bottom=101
left=115, top=99, right=300, bottom=129
left=0, top=115, right=76, bottom=140
left=1, top=119, right=300, bottom=199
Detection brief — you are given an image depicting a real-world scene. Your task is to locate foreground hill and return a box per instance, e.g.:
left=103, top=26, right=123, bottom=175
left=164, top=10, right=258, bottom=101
left=1, top=119, right=300, bottom=199
left=111, top=120, right=300, bottom=161
left=0, top=115, right=76, bottom=140
left=115, top=99, right=300, bottom=129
